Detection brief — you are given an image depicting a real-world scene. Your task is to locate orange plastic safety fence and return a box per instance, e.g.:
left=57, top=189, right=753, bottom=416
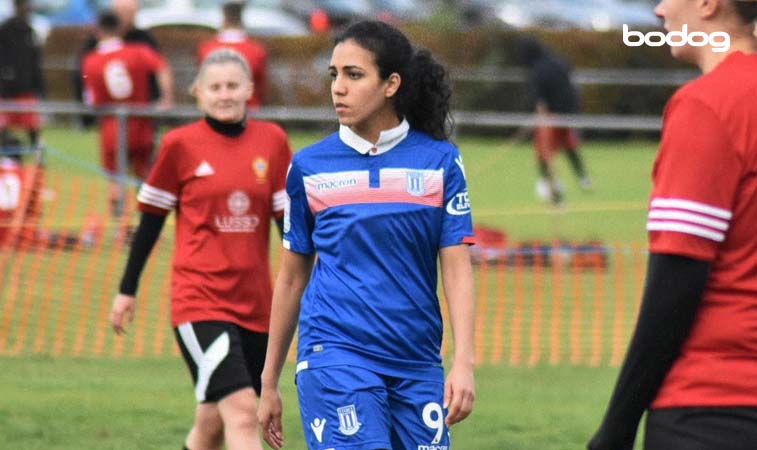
left=0, top=156, right=650, bottom=367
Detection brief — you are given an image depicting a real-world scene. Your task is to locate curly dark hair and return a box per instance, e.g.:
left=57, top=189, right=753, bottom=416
left=734, top=0, right=757, bottom=24
left=335, top=21, right=453, bottom=141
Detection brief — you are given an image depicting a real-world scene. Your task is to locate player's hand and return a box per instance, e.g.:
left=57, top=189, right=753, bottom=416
left=587, top=426, right=636, bottom=450
left=257, top=385, right=285, bottom=449
left=110, top=294, right=136, bottom=335
left=155, top=98, right=174, bottom=111
left=444, top=360, right=475, bottom=426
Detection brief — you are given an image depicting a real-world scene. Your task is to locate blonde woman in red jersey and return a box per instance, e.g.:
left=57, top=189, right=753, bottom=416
left=590, top=1, right=757, bottom=450
left=109, top=48, right=292, bottom=450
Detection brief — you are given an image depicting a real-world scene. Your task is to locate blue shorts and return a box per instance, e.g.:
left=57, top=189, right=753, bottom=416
left=296, top=365, right=451, bottom=450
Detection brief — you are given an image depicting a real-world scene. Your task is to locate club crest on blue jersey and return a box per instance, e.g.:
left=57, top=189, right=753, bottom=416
left=406, top=171, right=426, bottom=196
left=337, top=404, right=361, bottom=436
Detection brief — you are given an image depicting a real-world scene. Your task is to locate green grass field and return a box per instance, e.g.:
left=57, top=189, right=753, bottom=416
left=0, top=125, right=658, bottom=449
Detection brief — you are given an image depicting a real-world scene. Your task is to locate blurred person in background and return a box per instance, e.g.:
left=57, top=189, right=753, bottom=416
left=0, top=0, right=45, bottom=151
left=74, top=0, right=163, bottom=128
left=197, top=1, right=268, bottom=110
left=589, top=1, right=757, bottom=449
left=109, top=48, right=292, bottom=450
left=513, top=35, right=592, bottom=206
left=82, top=10, right=174, bottom=219
left=256, top=20, right=475, bottom=450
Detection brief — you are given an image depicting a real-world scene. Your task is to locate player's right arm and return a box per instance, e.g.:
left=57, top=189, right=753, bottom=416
left=110, top=212, right=167, bottom=335
left=111, top=133, right=178, bottom=335
left=258, top=248, right=313, bottom=449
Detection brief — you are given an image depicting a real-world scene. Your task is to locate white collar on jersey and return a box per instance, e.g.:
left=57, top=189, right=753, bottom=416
left=217, top=28, right=247, bottom=43
left=97, top=37, right=124, bottom=53
left=339, top=118, right=410, bottom=156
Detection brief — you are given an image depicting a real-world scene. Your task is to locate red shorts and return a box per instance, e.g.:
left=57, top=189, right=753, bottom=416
left=0, top=94, right=42, bottom=130
left=534, top=126, right=580, bottom=161
left=100, top=117, right=155, bottom=178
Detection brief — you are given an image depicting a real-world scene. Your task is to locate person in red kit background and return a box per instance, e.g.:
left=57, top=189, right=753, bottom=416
left=197, top=1, right=268, bottom=110
left=82, top=10, right=174, bottom=219
left=82, top=11, right=173, bottom=217
left=110, top=48, right=292, bottom=450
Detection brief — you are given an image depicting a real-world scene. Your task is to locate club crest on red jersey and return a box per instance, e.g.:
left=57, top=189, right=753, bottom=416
left=252, top=157, right=268, bottom=182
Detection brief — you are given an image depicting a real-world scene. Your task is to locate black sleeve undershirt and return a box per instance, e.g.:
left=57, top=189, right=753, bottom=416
left=118, top=212, right=167, bottom=296
left=587, top=252, right=711, bottom=450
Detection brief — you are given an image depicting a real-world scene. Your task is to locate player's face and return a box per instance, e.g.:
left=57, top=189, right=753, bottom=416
left=329, top=39, right=401, bottom=140
left=654, top=0, right=698, bottom=61
left=195, top=62, right=252, bottom=123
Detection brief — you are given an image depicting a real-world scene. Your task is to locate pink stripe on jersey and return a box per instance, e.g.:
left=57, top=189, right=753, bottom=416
left=647, top=197, right=731, bottom=242
left=304, top=169, right=444, bottom=213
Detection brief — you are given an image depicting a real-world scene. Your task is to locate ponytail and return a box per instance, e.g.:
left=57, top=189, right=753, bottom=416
left=400, top=49, right=453, bottom=141
left=733, top=0, right=757, bottom=24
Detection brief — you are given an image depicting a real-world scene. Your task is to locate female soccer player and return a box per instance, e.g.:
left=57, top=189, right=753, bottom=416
left=589, top=1, right=757, bottom=449
left=109, top=48, right=292, bottom=450
left=257, top=20, right=476, bottom=450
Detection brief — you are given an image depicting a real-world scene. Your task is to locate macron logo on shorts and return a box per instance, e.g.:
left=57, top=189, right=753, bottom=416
left=310, top=417, right=326, bottom=443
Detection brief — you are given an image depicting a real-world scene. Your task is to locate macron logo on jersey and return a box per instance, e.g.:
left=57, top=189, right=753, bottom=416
left=446, top=190, right=471, bottom=216
left=195, top=161, right=215, bottom=177
left=455, top=155, right=467, bottom=179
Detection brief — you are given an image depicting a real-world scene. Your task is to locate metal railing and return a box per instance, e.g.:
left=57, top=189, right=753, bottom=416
left=0, top=99, right=662, bottom=184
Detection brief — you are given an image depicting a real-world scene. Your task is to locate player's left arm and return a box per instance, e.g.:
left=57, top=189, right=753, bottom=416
left=155, top=64, right=174, bottom=109
left=143, top=47, right=174, bottom=109
left=270, top=127, right=293, bottom=239
left=439, top=243, right=476, bottom=426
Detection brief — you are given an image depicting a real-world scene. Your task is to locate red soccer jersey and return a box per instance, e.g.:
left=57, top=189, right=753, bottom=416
left=137, top=119, right=292, bottom=332
left=647, top=52, right=757, bottom=408
left=82, top=39, right=167, bottom=159
left=197, top=29, right=267, bottom=109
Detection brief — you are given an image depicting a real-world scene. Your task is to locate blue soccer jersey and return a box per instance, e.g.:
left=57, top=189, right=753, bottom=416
left=284, top=120, right=474, bottom=381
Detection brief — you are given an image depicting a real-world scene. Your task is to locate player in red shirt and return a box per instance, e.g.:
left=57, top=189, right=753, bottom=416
left=109, top=48, right=292, bottom=450
left=197, top=1, right=267, bottom=110
left=589, top=1, right=757, bottom=450
left=82, top=10, right=174, bottom=218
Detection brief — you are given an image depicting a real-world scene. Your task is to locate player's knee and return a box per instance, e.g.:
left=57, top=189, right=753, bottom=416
left=230, top=410, right=258, bottom=432
left=219, top=388, right=258, bottom=429
left=194, top=407, right=224, bottom=440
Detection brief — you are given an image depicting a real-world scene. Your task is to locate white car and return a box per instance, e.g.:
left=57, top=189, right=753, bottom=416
left=135, top=0, right=309, bottom=37
left=496, top=0, right=659, bottom=31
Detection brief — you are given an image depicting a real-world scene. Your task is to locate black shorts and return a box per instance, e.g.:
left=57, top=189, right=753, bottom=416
left=645, top=407, right=757, bottom=450
left=174, top=321, right=268, bottom=403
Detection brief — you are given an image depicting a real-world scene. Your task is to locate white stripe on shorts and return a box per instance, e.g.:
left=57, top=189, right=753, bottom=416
left=177, top=322, right=230, bottom=402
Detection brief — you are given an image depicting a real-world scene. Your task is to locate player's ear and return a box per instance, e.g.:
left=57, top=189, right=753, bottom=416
left=697, top=0, right=719, bottom=18
left=384, top=73, right=401, bottom=99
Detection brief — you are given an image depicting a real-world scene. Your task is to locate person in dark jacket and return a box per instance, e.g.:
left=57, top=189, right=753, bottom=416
left=0, top=0, right=45, bottom=150
left=514, top=35, right=592, bottom=206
